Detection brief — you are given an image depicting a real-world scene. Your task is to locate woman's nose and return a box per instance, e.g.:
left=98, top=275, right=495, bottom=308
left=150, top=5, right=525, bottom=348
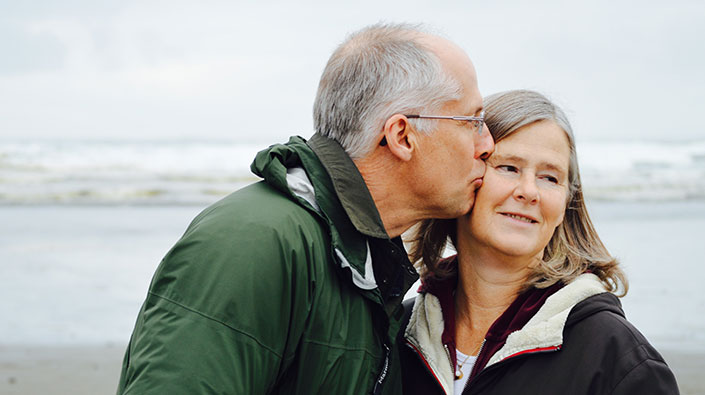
left=513, top=174, right=539, bottom=203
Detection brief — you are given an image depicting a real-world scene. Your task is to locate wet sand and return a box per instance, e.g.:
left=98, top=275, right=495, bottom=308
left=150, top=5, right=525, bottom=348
left=0, top=345, right=124, bottom=395
left=0, top=344, right=702, bottom=394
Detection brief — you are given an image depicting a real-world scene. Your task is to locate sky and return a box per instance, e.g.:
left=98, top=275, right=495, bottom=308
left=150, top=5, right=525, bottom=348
left=1, top=0, right=703, bottom=144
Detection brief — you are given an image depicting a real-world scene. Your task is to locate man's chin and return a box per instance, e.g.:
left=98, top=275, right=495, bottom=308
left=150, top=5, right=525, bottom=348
left=462, top=197, right=475, bottom=216
left=431, top=193, right=475, bottom=219
left=448, top=198, right=474, bottom=219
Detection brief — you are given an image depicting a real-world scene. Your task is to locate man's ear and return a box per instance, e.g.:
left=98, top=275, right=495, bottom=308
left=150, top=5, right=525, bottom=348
left=381, top=114, right=415, bottom=162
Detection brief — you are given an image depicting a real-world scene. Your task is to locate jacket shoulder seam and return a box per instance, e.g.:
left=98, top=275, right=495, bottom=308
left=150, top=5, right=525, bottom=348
left=148, top=292, right=283, bottom=359
left=609, top=352, right=668, bottom=394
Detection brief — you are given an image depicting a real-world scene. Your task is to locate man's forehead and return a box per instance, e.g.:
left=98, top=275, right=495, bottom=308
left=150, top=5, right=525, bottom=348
left=461, top=83, right=483, bottom=114
left=422, top=35, right=474, bottom=75
left=420, top=34, right=480, bottom=114
left=469, top=94, right=483, bottom=113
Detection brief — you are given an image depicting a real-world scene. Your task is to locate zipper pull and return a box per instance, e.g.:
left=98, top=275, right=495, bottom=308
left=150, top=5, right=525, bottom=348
left=443, top=344, right=458, bottom=379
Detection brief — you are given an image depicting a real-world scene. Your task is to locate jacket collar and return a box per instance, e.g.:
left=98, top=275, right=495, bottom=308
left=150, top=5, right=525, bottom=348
left=307, top=133, right=388, bottom=240
left=250, top=135, right=388, bottom=295
left=304, top=134, right=419, bottom=314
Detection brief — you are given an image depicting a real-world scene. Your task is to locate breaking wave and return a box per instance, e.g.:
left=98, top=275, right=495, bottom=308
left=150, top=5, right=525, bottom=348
left=1, top=139, right=704, bottom=205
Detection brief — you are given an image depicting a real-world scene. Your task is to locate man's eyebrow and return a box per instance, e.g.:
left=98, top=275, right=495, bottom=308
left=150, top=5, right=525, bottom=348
left=464, top=100, right=482, bottom=116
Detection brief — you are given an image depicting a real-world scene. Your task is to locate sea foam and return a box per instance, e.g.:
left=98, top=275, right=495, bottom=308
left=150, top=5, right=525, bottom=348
left=1, top=139, right=705, bottom=204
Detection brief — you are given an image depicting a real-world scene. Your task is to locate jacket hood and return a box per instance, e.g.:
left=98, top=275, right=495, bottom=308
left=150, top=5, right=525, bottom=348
left=565, top=290, right=625, bottom=326
left=250, top=135, right=380, bottom=293
left=250, top=136, right=321, bottom=207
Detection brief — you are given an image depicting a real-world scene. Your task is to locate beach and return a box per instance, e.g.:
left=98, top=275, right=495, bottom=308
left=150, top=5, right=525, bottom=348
left=1, top=202, right=704, bottom=394
left=0, top=345, right=702, bottom=395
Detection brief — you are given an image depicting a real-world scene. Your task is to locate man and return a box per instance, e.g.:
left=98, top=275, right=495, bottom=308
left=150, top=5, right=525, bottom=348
left=118, top=23, right=493, bottom=394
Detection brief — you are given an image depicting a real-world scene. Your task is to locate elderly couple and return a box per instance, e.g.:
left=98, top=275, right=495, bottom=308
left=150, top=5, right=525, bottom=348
left=117, top=24, right=678, bottom=394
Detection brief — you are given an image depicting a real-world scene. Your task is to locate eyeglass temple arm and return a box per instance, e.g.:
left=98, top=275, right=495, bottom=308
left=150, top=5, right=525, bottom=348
left=404, top=115, right=482, bottom=121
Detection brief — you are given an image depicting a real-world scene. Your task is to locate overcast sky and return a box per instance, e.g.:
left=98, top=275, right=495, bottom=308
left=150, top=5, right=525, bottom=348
left=1, top=0, right=703, bottom=143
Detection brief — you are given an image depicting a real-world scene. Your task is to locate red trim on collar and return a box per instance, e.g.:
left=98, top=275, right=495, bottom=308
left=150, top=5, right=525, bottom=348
left=502, top=345, right=562, bottom=361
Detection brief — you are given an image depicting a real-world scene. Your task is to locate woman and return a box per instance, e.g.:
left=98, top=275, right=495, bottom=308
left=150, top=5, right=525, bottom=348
left=399, top=90, right=679, bottom=394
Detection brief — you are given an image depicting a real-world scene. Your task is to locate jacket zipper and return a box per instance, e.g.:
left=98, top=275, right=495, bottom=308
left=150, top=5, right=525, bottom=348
left=461, top=339, right=486, bottom=393
left=372, top=343, right=390, bottom=395
left=465, top=339, right=486, bottom=380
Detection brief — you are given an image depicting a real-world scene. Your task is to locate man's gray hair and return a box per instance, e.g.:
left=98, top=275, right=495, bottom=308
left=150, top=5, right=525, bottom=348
left=313, top=23, right=462, bottom=159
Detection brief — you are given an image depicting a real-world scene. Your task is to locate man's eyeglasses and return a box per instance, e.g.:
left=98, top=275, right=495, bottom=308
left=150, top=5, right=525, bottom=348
left=404, top=110, right=485, bottom=135
left=379, top=111, right=485, bottom=146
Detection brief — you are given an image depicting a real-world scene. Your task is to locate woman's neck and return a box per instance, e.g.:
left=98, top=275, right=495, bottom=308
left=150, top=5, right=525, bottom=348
left=454, top=247, right=532, bottom=354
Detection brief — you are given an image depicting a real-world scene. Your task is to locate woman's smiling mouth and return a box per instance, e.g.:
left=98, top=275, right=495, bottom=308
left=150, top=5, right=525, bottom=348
left=500, top=212, right=538, bottom=223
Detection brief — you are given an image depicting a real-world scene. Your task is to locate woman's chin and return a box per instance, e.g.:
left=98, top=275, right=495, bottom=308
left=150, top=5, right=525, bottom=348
left=490, top=241, right=542, bottom=263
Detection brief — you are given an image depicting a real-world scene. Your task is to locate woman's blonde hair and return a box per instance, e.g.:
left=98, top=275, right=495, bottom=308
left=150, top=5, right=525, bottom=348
left=408, top=90, right=628, bottom=296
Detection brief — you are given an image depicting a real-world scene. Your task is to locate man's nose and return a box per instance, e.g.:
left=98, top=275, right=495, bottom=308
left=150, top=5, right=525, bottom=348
left=475, top=124, right=494, bottom=159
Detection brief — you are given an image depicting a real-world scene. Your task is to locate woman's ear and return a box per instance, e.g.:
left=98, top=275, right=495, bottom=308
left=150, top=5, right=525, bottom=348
left=381, top=114, right=415, bottom=162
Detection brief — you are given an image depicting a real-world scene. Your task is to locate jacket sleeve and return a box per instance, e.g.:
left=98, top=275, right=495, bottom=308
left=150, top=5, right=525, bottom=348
left=611, top=358, right=680, bottom=395
left=117, top=208, right=317, bottom=394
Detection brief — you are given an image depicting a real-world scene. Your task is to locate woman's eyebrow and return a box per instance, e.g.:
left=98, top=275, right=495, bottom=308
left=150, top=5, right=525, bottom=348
left=542, top=162, right=566, bottom=172
left=541, top=162, right=569, bottom=179
left=490, top=154, right=567, bottom=174
left=489, top=153, right=526, bottom=165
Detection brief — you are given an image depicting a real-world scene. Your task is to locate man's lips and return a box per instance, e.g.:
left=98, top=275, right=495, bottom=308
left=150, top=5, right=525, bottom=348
left=471, top=177, right=483, bottom=189
left=499, top=211, right=538, bottom=223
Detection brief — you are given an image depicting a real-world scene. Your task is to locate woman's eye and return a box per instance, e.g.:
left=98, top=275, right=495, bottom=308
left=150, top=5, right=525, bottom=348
left=541, top=175, right=559, bottom=184
left=497, top=165, right=518, bottom=173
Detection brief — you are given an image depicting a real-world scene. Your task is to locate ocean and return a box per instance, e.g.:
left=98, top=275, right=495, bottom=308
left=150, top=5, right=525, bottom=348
left=1, top=140, right=704, bottom=354
left=2, top=139, right=705, bottom=205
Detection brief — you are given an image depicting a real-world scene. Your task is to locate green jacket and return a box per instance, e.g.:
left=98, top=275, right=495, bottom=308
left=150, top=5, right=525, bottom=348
left=117, top=133, right=419, bottom=394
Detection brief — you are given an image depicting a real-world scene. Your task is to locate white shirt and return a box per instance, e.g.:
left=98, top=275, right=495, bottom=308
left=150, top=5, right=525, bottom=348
left=454, top=349, right=477, bottom=394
